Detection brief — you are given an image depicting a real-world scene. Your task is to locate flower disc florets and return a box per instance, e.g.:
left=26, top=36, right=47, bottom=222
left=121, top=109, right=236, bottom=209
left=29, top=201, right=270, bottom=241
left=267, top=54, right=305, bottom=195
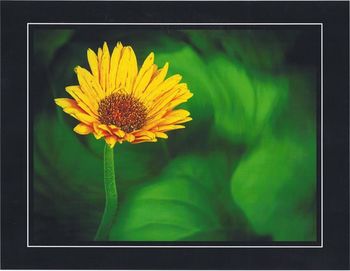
left=98, top=93, right=147, bottom=133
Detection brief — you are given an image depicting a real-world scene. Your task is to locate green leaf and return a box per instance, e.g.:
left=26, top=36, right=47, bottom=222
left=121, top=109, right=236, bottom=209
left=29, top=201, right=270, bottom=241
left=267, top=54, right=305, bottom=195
left=208, top=56, right=289, bottom=144
left=231, top=135, right=316, bottom=241
left=230, top=70, right=317, bottom=241
left=109, top=153, right=259, bottom=241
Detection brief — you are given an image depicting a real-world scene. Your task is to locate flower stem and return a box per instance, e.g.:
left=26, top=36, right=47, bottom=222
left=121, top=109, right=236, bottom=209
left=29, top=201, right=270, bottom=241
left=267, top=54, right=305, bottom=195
left=94, top=143, right=118, bottom=241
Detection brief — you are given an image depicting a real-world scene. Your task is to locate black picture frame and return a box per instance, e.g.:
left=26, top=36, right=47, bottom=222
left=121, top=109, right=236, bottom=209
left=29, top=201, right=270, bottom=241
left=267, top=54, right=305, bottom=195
left=1, top=1, right=349, bottom=269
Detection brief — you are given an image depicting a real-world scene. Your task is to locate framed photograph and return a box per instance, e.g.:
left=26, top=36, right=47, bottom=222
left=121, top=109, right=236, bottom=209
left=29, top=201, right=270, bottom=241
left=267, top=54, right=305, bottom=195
left=1, top=1, right=349, bottom=269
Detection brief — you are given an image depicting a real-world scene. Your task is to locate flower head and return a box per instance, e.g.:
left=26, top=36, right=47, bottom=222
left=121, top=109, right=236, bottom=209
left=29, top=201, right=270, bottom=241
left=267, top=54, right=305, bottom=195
left=55, top=42, right=193, bottom=148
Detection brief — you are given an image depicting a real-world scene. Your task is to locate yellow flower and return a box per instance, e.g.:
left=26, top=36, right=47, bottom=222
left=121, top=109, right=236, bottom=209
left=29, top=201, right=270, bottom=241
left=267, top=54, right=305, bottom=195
left=55, top=42, right=193, bottom=148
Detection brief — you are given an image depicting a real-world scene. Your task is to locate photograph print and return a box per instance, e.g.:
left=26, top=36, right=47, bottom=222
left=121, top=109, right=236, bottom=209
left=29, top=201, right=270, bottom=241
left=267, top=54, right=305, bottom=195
left=30, top=25, right=320, bottom=245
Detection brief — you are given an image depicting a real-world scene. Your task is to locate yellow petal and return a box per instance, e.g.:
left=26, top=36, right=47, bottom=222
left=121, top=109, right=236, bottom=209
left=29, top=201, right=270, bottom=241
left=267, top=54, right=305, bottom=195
left=155, top=132, right=168, bottom=139
left=92, top=122, right=105, bottom=139
left=124, top=133, right=135, bottom=142
left=143, top=74, right=182, bottom=106
left=65, top=85, right=98, bottom=117
left=87, top=49, right=99, bottom=80
left=144, top=109, right=191, bottom=131
left=115, top=47, right=131, bottom=90
left=156, top=86, right=193, bottom=112
left=93, top=132, right=104, bottom=139
left=114, top=129, right=125, bottom=138
left=167, top=98, right=190, bottom=111
left=154, top=110, right=192, bottom=127
left=63, top=108, right=97, bottom=124
left=157, top=124, right=185, bottom=132
left=132, top=137, right=158, bottom=144
left=142, top=62, right=168, bottom=97
left=172, top=84, right=193, bottom=100
left=176, top=117, right=193, bottom=124
left=108, top=125, right=125, bottom=138
left=147, top=88, right=180, bottom=118
left=133, top=130, right=156, bottom=140
left=133, top=52, right=154, bottom=97
left=108, top=42, right=123, bottom=95
left=156, top=83, right=189, bottom=102
left=99, top=42, right=110, bottom=92
left=133, top=64, right=156, bottom=98
left=75, top=113, right=97, bottom=124
left=178, top=91, right=194, bottom=100
left=125, top=46, right=138, bottom=92
left=166, top=109, right=191, bottom=118
left=54, top=98, right=76, bottom=109
left=157, top=116, right=192, bottom=127
left=145, top=108, right=167, bottom=123
left=97, top=47, right=102, bottom=63
left=74, top=66, right=104, bottom=101
left=134, top=52, right=154, bottom=90
left=142, top=116, right=165, bottom=130
left=74, top=123, right=93, bottom=135
left=168, top=92, right=193, bottom=109
left=98, top=124, right=113, bottom=135
left=61, top=105, right=86, bottom=116
left=105, top=136, right=117, bottom=148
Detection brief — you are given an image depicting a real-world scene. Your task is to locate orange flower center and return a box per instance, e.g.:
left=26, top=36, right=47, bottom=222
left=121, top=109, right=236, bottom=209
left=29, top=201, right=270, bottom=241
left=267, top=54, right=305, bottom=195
left=98, top=93, right=147, bottom=133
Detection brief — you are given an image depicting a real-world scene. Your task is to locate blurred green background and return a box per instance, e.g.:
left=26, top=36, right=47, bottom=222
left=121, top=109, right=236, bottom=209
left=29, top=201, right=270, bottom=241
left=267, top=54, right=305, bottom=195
left=32, top=27, right=317, bottom=243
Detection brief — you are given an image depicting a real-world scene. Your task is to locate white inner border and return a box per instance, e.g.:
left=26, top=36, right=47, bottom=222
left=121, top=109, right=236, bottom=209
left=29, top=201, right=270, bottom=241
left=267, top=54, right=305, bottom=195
left=27, top=22, right=323, bottom=248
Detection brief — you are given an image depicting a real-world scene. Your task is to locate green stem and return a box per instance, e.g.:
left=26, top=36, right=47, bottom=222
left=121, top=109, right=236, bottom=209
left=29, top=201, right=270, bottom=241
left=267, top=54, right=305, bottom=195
left=94, top=143, right=118, bottom=241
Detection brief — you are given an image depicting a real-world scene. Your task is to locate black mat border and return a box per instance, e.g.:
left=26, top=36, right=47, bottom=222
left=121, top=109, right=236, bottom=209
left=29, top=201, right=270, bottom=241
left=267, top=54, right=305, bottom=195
left=1, top=1, right=349, bottom=269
